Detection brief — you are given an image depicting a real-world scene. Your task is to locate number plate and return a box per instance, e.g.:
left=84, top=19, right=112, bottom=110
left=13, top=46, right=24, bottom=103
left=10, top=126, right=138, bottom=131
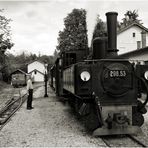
left=109, top=70, right=126, bottom=77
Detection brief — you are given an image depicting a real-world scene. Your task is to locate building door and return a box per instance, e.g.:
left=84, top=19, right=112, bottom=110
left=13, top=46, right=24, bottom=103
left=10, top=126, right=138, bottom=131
left=137, top=41, right=141, bottom=49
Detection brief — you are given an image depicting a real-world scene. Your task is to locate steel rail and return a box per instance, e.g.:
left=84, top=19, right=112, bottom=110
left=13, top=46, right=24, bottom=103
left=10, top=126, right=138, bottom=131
left=101, top=137, right=112, bottom=147
left=127, top=134, right=147, bottom=147
left=101, top=135, right=147, bottom=147
left=0, top=85, right=44, bottom=131
left=0, top=93, right=26, bottom=130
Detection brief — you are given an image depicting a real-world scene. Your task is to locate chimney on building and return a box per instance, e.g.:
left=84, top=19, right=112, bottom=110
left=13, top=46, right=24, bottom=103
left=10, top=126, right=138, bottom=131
left=141, top=30, right=146, bottom=48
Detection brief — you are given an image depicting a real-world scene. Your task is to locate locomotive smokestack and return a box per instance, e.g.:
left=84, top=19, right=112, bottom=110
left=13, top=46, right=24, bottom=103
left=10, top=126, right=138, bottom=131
left=106, top=12, right=118, bottom=57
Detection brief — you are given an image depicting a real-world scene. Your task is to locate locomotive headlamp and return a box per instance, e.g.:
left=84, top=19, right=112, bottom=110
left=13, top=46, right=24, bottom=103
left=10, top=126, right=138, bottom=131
left=80, top=71, right=90, bottom=81
left=144, top=71, right=148, bottom=80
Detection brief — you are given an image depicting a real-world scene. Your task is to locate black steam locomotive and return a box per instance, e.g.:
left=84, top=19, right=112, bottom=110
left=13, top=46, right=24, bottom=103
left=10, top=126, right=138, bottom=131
left=50, top=12, right=148, bottom=136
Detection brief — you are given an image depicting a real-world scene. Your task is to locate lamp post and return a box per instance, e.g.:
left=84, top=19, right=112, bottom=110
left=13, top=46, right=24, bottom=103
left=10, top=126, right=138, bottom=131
left=44, top=63, right=48, bottom=97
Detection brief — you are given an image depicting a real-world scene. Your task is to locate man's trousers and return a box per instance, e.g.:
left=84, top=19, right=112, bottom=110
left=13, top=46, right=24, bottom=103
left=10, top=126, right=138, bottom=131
left=27, top=89, right=33, bottom=109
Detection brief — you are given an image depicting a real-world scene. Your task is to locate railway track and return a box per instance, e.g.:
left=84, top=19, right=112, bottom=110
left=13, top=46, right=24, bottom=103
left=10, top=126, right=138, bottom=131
left=101, top=134, right=147, bottom=147
left=0, top=85, right=43, bottom=131
left=0, top=91, right=27, bottom=130
left=127, top=134, right=147, bottom=147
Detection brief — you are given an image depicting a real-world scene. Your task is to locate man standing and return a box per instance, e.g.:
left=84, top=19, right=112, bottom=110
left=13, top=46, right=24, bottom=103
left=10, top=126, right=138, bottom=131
left=27, top=75, right=34, bottom=110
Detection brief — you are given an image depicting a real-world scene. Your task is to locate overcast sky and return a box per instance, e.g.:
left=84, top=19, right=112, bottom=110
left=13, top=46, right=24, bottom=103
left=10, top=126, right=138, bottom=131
left=1, top=0, right=148, bottom=56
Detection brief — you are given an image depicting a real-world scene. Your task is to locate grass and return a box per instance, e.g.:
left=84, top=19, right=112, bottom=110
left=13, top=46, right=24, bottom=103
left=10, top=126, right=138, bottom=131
left=0, top=81, right=9, bottom=91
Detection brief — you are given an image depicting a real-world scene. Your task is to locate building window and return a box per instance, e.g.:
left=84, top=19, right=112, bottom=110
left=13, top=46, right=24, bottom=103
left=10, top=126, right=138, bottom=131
left=34, top=70, right=37, bottom=74
left=133, top=33, right=136, bottom=37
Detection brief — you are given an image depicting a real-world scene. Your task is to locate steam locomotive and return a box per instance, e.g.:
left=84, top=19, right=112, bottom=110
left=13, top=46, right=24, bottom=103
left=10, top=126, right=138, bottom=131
left=50, top=12, right=148, bottom=136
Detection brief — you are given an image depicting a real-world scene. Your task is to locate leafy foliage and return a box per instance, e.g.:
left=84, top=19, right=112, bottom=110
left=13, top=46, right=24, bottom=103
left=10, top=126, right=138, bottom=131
left=6, top=52, right=55, bottom=74
left=56, top=8, right=88, bottom=53
left=0, top=9, right=14, bottom=53
left=125, top=10, right=139, bottom=21
left=92, top=10, right=142, bottom=40
left=0, top=9, right=14, bottom=82
left=118, top=10, right=142, bottom=30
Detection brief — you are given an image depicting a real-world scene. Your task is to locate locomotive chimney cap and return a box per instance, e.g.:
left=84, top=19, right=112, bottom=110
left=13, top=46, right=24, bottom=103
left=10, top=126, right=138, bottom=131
left=106, top=12, right=118, bottom=16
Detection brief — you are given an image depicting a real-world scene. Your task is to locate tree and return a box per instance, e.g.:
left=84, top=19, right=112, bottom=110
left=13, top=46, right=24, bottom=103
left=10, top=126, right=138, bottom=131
left=0, top=9, right=14, bottom=82
left=0, top=9, right=14, bottom=53
left=118, top=10, right=142, bottom=29
left=125, top=10, right=139, bottom=22
left=56, top=8, right=88, bottom=53
left=6, top=51, right=55, bottom=74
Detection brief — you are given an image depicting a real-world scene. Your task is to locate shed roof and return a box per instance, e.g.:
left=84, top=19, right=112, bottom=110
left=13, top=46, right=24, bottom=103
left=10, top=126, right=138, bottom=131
left=11, top=69, right=27, bottom=75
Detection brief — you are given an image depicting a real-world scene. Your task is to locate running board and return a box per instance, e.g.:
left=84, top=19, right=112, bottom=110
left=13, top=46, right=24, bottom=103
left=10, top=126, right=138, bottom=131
left=93, top=126, right=142, bottom=136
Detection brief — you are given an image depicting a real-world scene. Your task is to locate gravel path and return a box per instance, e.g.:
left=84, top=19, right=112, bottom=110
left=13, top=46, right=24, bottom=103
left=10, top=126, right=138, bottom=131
left=1, top=84, right=148, bottom=147
left=0, top=86, right=106, bottom=147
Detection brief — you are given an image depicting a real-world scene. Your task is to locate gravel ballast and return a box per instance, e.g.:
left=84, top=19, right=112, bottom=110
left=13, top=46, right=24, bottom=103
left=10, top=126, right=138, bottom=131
left=0, top=86, right=106, bottom=147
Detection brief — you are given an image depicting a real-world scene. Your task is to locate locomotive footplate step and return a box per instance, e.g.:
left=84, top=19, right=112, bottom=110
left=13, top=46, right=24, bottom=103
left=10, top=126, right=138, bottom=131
left=93, top=126, right=142, bottom=136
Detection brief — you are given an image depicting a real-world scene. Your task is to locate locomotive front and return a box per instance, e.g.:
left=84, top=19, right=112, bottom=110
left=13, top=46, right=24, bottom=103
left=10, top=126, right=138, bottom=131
left=89, top=12, right=146, bottom=135
left=51, top=11, right=148, bottom=136
left=91, top=60, right=142, bottom=135
left=88, top=12, right=147, bottom=135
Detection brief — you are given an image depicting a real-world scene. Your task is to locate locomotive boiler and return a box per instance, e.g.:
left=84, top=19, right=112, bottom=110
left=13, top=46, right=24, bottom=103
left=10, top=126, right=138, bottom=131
left=50, top=12, right=148, bottom=136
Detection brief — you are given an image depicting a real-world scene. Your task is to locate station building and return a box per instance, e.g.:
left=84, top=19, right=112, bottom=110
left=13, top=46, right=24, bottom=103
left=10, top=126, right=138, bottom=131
left=27, top=60, right=45, bottom=82
left=117, top=22, right=148, bottom=55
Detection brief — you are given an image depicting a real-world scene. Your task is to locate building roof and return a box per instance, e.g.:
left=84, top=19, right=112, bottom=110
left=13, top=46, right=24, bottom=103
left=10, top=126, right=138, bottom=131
left=11, top=69, right=27, bottom=75
left=117, top=22, right=148, bottom=34
left=119, top=46, right=148, bottom=58
left=28, top=69, right=44, bottom=75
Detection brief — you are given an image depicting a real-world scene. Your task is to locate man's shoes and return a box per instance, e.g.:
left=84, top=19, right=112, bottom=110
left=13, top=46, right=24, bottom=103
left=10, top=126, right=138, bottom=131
left=27, top=107, right=31, bottom=110
left=27, top=107, right=34, bottom=110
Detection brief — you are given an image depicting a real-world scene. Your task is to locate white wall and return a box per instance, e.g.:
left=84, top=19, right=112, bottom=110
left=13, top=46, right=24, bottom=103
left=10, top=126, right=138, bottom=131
left=117, top=26, right=148, bottom=55
left=28, top=61, right=45, bottom=82
left=30, top=71, right=44, bottom=82
left=28, top=61, right=45, bottom=74
left=32, top=71, right=44, bottom=82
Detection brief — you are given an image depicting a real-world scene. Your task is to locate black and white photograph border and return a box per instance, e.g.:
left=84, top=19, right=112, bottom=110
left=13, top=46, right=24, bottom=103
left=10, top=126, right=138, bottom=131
left=0, top=0, right=148, bottom=147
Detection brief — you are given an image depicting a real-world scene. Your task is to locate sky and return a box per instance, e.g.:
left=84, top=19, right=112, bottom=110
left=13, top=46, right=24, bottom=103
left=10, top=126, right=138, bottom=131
left=1, top=0, right=148, bottom=56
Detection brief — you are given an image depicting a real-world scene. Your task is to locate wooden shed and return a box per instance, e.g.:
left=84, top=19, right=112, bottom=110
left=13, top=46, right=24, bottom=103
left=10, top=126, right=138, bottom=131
left=11, top=69, right=28, bottom=87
